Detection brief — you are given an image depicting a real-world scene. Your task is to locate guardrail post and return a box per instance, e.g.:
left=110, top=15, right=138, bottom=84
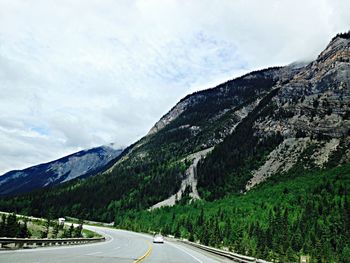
left=0, top=237, right=105, bottom=249
left=16, top=242, right=23, bottom=249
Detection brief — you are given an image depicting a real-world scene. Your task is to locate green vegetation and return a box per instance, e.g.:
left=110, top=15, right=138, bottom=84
left=0, top=213, right=100, bottom=239
left=82, top=228, right=101, bottom=238
left=197, top=88, right=283, bottom=199
left=0, top=213, right=30, bottom=238
left=113, top=164, right=350, bottom=263
left=0, top=159, right=187, bottom=222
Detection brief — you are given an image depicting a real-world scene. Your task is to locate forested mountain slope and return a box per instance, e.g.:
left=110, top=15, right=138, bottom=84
left=0, top=32, right=349, bottom=230
left=115, top=163, right=350, bottom=263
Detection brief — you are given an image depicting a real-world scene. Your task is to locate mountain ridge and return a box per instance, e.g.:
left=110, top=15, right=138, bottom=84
left=0, top=144, right=123, bottom=196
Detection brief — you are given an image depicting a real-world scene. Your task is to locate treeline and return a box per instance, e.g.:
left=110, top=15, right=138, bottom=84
left=61, top=223, right=83, bottom=238
left=114, top=164, right=350, bottom=263
left=0, top=213, right=83, bottom=239
left=332, top=31, right=350, bottom=41
left=0, top=213, right=30, bottom=238
left=40, top=217, right=83, bottom=239
left=0, top=159, right=186, bottom=222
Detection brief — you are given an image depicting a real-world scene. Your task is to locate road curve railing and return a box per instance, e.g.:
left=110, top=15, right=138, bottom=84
left=0, top=237, right=105, bottom=249
left=180, top=240, right=270, bottom=263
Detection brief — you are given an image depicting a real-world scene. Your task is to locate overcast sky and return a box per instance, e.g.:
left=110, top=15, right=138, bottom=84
left=0, top=0, right=349, bottom=174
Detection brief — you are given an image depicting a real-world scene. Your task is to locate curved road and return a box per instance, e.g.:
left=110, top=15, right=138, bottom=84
left=0, top=225, right=232, bottom=263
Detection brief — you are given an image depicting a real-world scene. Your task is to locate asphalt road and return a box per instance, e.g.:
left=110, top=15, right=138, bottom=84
left=0, top=225, right=233, bottom=263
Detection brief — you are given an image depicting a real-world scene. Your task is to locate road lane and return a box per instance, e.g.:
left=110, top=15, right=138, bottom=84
left=0, top=225, right=232, bottom=263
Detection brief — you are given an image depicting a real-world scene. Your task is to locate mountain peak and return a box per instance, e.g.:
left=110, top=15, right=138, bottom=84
left=331, top=31, right=350, bottom=41
left=317, top=31, right=350, bottom=62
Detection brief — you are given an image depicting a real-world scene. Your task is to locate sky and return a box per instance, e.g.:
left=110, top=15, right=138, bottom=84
left=0, top=0, right=349, bottom=174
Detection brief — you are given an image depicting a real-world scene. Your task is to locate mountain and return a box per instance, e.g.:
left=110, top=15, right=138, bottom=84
left=0, top=144, right=123, bottom=196
left=0, top=31, right=349, bottom=218
left=197, top=32, right=350, bottom=199
left=1, top=32, right=349, bottom=262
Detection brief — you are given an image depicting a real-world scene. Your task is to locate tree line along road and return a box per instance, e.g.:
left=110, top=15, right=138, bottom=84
left=0, top=225, right=234, bottom=263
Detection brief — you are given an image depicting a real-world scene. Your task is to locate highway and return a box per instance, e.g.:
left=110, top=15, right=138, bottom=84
left=0, top=225, right=233, bottom=263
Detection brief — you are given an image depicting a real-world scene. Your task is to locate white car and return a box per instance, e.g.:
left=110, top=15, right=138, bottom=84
left=153, top=234, right=164, bottom=243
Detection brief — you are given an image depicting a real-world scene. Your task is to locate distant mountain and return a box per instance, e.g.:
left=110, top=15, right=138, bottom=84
left=0, top=145, right=123, bottom=196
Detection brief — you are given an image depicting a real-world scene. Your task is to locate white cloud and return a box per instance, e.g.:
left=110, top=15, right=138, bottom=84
left=0, top=0, right=349, bottom=174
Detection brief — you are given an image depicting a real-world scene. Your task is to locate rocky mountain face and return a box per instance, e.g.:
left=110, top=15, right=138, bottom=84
left=123, top=32, right=350, bottom=201
left=248, top=35, right=350, bottom=184
left=146, top=65, right=301, bottom=149
left=197, top=33, right=350, bottom=199
left=244, top=34, right=350, bottom=185
left=0, top=145, right=123, bottom=196
left=0, top=33, right=349, bottom=222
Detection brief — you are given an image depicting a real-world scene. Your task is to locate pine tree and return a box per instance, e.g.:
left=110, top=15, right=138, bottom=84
left=52, top=222, right=59, bottom=238
left=69, top=224, right=74, bottom=237
left=341, top=245, right=350, bottom=263
left=61, top=228, right=69, bottom=238
left=45, top=217, right=51, bottom=238
left=198, top=208, right=204, bottom=226
left=19, top=221, right=30, bottom=238
left=201, top=224, right=209, bottom=246
left=188, top=231, right=194, bottom=242
left=6, top=213, right=19, bottom=237
left=291, top=226, right=303, bottom=252
left=174, top=223, right=180, bottom=238
left=0, top=214, right=6, bottom=236
left=40, top=229, right=48, bottom=238
left=74, top=224, right=83, bottom=238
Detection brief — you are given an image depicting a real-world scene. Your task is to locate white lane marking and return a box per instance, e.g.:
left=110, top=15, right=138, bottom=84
left=98, top=227, right=204, bottom=263
left=86, top=251, right=102, bottom=256
left=115, top=246, right=120, bottom=250
left=166, top=242, right=203, bottom=263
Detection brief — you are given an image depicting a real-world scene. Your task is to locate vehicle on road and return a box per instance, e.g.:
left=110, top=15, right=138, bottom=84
left=153, top=234, right=164, bottom=243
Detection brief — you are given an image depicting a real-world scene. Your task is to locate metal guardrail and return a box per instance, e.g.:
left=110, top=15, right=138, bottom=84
left=65, top=216, right=114, bottom=227
left=0, top=237, right=105, bottom=249
left=180, top=240, right=270, bottom=263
